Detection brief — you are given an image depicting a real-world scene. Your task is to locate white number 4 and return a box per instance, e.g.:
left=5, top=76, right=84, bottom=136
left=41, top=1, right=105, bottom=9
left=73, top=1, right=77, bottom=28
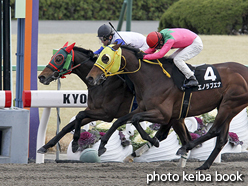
left=204, top=67, right=217, bottom=81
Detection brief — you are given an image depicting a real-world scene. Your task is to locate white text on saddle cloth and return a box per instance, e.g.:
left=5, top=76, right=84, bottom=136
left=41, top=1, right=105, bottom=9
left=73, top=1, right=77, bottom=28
left=197, top=81, right=222, bottom=91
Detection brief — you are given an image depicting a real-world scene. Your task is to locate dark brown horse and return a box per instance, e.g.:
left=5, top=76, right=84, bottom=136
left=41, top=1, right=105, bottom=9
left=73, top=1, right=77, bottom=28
left=37, top=42, right=133, bottom=153
left=86, top=43, right=248, bottom=170
left=38, top=42, right=190, bottom=156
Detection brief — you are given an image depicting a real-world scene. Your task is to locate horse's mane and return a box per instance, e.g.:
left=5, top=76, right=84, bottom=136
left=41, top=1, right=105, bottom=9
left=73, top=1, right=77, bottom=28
left=120, top=45, right=174, bottom=64
left=73, top=46, right=96, bottom=61
left=73, top=46, right=93, bottom=54
left=121, top=45, right=140, bottom=53
left=158, top=57, right=174, bottom=64
left=120, top=45, right=144, bottom=60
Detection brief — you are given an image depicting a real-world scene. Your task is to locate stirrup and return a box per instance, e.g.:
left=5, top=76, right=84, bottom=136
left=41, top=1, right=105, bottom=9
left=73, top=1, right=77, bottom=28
left=183, top=76, right=199, bottom=88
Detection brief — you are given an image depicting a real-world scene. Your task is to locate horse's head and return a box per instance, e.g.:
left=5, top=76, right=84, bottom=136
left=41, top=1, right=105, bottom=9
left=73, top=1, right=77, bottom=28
left=38, top=42, right=75, bottom=85
left=86, top=43, right=122, bottom=86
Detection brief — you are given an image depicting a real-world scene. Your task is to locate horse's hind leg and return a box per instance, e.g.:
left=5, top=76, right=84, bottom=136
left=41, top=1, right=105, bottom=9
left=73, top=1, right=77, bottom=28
left=196, top=107, right=244, bottom=170
left=196, top=126, right=229, bottom=170
left=37, top=120, right=76, bottom=154
left=178, top=107, right=237, bottom=170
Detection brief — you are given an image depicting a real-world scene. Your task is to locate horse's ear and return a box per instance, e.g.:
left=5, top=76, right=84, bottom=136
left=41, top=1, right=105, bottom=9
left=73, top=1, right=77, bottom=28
left=63, top=42, right=69, bottom=48
left=112, top=43, right=121, bottom=50
left=65, top=42, right=76, bottom=53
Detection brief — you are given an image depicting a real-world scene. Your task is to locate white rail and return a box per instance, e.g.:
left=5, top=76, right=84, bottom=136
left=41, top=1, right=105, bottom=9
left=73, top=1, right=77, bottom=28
left=22, top=90, right=88, bottom=163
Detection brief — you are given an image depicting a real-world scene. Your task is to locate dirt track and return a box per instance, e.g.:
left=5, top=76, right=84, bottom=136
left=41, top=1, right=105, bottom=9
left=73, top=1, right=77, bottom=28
left=1, top=160, right=247, bottom=186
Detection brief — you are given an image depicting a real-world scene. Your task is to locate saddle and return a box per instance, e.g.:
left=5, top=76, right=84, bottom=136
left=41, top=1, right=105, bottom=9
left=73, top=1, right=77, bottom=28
left=171, top=63, right=222, bottom=119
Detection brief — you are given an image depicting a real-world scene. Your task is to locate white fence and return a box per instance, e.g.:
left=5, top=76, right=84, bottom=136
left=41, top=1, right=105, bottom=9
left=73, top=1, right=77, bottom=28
left=22, top=90, right=88, bottom=163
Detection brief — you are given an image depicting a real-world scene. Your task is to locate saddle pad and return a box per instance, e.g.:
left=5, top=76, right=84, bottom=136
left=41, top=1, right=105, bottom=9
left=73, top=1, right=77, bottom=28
left=172, top=64, right=222, bottom=92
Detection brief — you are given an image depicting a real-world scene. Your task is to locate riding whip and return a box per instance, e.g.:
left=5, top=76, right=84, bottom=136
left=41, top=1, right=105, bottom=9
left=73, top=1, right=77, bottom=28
left=109, top=22, right=127, bottom=45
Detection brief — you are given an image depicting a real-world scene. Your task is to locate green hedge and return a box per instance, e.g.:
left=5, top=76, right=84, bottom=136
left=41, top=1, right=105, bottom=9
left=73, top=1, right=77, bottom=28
left=10, top=0, right=248, bottom=34
left=159, top=0, right=248, bottom=35
left=10, top=0, right=179, bottom=20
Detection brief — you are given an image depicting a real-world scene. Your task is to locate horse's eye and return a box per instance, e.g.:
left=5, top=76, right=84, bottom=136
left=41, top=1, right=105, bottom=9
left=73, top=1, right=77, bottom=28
left=102, top=54, right=111, bottom=64
left=54, top=55, right=64, bottom=66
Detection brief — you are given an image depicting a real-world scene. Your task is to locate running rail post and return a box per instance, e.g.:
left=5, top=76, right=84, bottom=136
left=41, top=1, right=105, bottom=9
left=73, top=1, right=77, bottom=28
left=117, top=0, right=127, bottom=31
left=36, top=107, right=51, bottom=163
left=126, top=0, right=132, bottom=31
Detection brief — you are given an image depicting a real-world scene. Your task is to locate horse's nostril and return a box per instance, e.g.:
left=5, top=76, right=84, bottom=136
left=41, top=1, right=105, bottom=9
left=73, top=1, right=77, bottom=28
left=87, top=76, right=93, bottom=82
left=87, top=76, right=95, bottom=85
left=38, top=76, right=45, bottom=83
left=53, top=71, right=59, bottom=78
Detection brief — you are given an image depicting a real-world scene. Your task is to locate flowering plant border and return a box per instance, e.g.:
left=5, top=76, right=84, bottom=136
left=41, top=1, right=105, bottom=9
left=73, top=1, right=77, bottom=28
left=77, top=122, right=131, bottom=152
left=192, top=113, right=243, bottom=147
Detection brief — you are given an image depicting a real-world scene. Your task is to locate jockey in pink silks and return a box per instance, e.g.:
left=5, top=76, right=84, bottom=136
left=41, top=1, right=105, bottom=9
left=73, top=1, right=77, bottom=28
left=144, top=28, right=203, bottom=88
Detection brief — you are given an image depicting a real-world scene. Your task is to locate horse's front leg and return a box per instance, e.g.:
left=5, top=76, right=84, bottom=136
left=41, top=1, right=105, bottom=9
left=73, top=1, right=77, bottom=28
left=130, top=110, right=170, bottom=147
left=154, top=123, right=173, bottom=142
left=99, top=111, right=138, bottom=156
left=171, top=118, right=192, bottom=167
left=72, top=108, right=115, bottom=153
left=171, top=118, right=192, bottom=146
left=37, top=120, right=76, bottom=154
left=131, top=123, right=172, bottom=159
left=72, top=111, right=94, bottom=153
left=124, top=119, right=190, bottom=163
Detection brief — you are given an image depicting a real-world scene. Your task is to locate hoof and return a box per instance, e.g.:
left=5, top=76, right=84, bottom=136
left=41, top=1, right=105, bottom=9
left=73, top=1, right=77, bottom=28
left=153, top=137, right=160, bottom=147
left=123, top=155, right=134, bottom=163
left=37, top=147, right=47, bottom=154
left=98, top=147, right=107, bottom=156
left=176, top=147, right=187, bottom=156
left=72, top=141, right=79, bottom=153
left=121, top=140, right=130, bottom=147
left=195, top=164, right=209, bottom=170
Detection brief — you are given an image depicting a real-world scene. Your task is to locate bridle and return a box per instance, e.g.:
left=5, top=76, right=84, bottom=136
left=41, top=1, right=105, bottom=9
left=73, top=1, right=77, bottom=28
left=48, top=47, right=92, bottom=79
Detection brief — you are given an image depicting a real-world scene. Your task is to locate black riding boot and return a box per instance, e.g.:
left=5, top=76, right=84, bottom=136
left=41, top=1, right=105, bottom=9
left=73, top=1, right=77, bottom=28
left=184, top=75, right=199, bottom=88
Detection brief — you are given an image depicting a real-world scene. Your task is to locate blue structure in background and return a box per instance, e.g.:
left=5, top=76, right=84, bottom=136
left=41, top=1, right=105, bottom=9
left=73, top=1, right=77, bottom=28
left=16, top=18, right=25, bottom=108
left=15, top=0, right=39, bottom=160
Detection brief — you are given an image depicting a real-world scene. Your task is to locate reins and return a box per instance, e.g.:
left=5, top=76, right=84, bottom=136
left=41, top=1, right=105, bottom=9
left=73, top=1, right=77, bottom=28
left=59, top=57, right=91, bottom=76
left=143, top=59, right=171, bottom=78
left=99, top=55, right=171, bottom=78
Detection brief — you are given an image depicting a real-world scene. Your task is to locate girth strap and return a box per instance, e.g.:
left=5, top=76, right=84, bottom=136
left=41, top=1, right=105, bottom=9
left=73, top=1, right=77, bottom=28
left=178, top=89, right=192, bottom=119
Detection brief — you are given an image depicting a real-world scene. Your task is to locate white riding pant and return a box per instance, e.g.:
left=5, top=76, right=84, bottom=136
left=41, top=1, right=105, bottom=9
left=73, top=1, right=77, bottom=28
left=169, top=36, right=203, bottom=79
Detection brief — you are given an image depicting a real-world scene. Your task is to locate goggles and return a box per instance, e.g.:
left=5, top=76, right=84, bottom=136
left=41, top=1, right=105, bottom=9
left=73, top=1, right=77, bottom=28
left=99, top=36, right=108, bottom=42
left=155, top=41, right=164, bottom=49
